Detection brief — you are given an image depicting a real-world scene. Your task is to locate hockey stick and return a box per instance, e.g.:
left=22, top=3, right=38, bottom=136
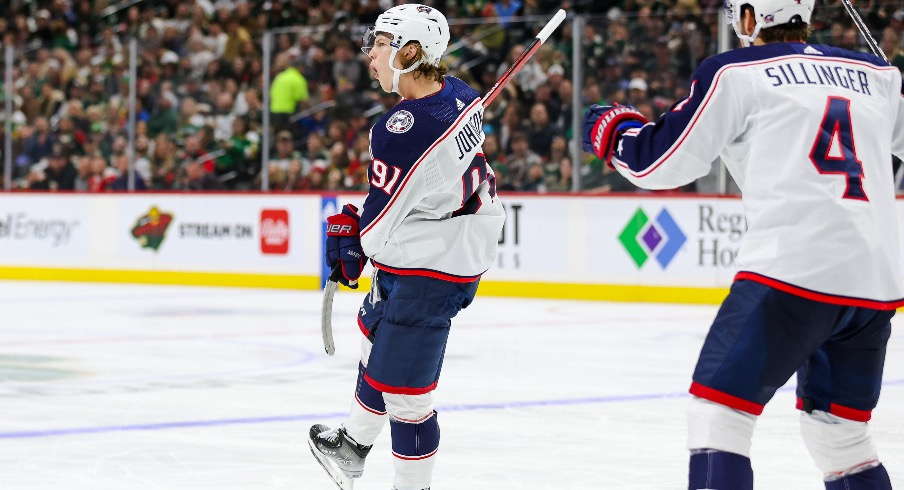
left=321, top=264, right=355, bottom=356
left=839, top=0, right=888, bottom=62
left=318, top=9, right=567, bottom=356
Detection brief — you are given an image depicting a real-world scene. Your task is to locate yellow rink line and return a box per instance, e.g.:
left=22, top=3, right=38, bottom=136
left=0, top=266, right=730, bottom=305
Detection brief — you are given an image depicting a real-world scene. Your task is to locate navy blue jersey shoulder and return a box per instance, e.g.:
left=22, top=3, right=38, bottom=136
left=370, top=76, right=480, bottom=170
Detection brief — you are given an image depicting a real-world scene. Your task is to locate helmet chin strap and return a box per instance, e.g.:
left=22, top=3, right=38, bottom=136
left=388, top=47, right=425, bottom=95
left=730, top=17, right=764, bottom=47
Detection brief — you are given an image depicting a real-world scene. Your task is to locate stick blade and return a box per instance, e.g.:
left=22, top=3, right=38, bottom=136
left=321, top=280, right=338, bottom=356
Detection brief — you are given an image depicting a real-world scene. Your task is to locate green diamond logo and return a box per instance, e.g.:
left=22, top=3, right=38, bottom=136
left=619, top=208, right=649, bottom=267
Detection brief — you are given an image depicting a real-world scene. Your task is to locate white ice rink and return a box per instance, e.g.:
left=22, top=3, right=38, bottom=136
left=0, top=280, right=901, bottom=490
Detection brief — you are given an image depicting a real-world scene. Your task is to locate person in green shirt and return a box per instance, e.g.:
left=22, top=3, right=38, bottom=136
left=269, top=54, right=309, bottom=137
left=214, top=117, right=258, bottom=188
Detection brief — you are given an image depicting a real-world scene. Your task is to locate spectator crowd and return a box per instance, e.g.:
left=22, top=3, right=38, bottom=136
left=1, top=0, right=902, bottom=194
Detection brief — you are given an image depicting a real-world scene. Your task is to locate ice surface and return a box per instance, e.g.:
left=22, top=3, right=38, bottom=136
left=0, top=281, right=900, bottom=489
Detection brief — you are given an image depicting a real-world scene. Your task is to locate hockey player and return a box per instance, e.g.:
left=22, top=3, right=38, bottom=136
left=309, top=4, right=505, bottom=490
left=582, top=0, right=903, bottom=489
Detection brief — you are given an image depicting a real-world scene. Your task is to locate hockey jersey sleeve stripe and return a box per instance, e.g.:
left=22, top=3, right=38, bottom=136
left=361, top=98, right=483, bottom=238
left=364, top=371, right=438, bottom=395
left=689, top=382, right=765, bottom=416
left=373, top=261, right=482, bottom=283
left=615, top=55, right=899, bottom=179
left=735, top=271, right=904, bottom=310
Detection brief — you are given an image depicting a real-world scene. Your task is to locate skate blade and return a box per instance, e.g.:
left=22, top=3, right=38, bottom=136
left=308, top=438, right=356, bottom=490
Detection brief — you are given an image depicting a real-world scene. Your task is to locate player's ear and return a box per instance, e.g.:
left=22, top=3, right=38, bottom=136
left=742, top=6, right=756, bottom=35
left=404, top=43, right=418, bottom=61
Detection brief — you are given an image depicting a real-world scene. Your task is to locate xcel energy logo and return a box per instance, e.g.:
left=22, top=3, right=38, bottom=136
left=619, top=208, right=686, bottom=269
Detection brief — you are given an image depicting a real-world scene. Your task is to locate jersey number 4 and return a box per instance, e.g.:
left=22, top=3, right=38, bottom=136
left=809, top=96, right=867, bottom=201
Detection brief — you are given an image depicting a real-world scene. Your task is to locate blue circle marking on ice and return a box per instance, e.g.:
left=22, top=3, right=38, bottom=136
left=1, top=379, right=901, bottom=440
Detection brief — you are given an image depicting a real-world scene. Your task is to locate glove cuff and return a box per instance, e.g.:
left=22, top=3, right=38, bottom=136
left=590, top=107, right=649, bottom=161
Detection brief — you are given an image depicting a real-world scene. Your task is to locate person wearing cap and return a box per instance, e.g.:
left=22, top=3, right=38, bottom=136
left=626, top=76, right=649, bottom=106
left=545, top=63, right=566, bottom=92
left=36, top=145, right=77, bottom=191
left=270, top=130, right=302, bottom=173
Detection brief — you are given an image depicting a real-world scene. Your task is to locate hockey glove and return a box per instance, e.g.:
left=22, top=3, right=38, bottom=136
left=325, top=204, right=365, bottom=289
left=581, top=104, right=649, bottom=164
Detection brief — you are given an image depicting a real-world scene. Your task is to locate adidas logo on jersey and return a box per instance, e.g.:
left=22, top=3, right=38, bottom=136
left=804, top=46, right=823, bottom=55
left=456, top=98, right=464, bottom=111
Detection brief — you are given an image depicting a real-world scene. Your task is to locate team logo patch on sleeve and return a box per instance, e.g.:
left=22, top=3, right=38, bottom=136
left=386, top=110, right=414, bottom=134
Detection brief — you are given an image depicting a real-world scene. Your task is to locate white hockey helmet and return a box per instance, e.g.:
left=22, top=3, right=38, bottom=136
left=725, top=0, right=814, bottom=45
left=362, top=4, right=450, bottom=94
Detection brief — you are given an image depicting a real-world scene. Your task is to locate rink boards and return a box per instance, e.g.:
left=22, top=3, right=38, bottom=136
left=0, top=192, right=895, bottom=304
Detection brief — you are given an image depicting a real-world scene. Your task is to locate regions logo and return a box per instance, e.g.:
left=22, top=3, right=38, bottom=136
left=131, top=206, right=173, bottom=251
left=260, top=209, right=289, bottom=254
left=386, top=110, right=414, bottom=134
left=619, top=207, right=686, bottom=269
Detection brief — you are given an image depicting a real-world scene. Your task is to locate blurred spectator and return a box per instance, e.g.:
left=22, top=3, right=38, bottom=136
left=32, top=145, right=77, bottom=191
left=109, top=154, right=148, bottom=191
left=483, top=133, right=505, bottom=173
left=271, top=130, right=303, bottom=172
left=270, top=54, right=310, bottom=137
left=581, top=156, right=635, bottom=194
left=495, top=0, right=523, bottom=28
left=148, top=90, right=179, bottom=138
left=22, top=117, right=56, bottom=166
left=298, top=165, right=327, bottom=191
left=501, top=132, right=542, bottom=191
left=527, top=102, right=560, bottom=160
left=214, top=117, right=258, bottom=188
left=74, top=156, right=93, bottom=191
left=497, top=102, right=527, bottom=154
left=627, top=77, right=649, bottom=106
left=182, top=160, right=223, bottom=191
left=544, top=136, right=573, bottom=192
left=301, top=132, right=330, bottom=175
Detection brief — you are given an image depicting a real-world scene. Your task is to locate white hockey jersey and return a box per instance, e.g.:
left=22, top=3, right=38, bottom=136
left=612, top=43, right=904, bottom=308
left=359, top=77, right=505, bottom=282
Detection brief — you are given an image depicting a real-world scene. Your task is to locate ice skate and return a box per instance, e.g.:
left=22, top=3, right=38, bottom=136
left=308, top=424, right=372, bottom=490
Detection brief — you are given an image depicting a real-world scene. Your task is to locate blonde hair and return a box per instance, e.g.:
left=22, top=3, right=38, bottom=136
left=400, top=42, right=449, bottom=83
